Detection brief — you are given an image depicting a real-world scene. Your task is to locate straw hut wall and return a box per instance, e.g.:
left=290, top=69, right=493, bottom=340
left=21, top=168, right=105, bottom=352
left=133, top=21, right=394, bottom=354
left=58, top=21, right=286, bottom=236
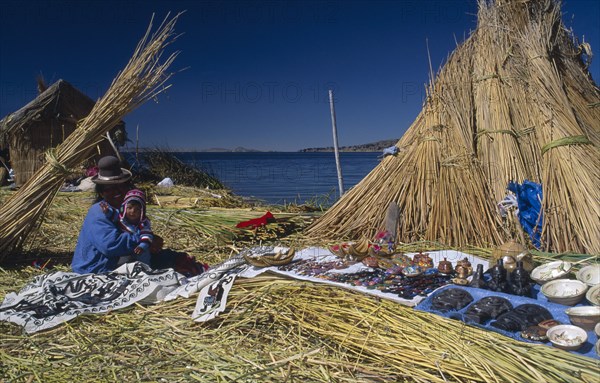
left=307, top=0, right=600, bottom=254
left=0, top=80, right=125, bottom=186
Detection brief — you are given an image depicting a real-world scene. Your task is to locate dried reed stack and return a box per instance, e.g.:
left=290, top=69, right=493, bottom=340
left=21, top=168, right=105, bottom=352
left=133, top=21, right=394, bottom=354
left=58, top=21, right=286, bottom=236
left=308, top=0, right=599, bottom=254
left=0, top=14, right=181, bottom=260
left=473, top=4, right=534, bottom=201
left=518, top=4, right=600, bottom=254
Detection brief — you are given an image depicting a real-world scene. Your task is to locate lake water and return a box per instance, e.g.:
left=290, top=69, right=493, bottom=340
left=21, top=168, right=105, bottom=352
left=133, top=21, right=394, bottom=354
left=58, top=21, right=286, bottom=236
left=136, top=152, right=381, bottom=205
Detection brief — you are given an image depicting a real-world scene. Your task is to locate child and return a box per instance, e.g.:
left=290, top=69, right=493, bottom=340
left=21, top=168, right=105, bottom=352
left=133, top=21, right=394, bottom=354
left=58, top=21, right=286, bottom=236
left=101, top=189, right=153, bottom=266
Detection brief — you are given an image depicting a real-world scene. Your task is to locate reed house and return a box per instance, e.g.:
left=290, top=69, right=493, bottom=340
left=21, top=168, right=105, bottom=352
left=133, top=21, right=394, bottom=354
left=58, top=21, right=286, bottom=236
left=0, top=79, right=125, bottom=186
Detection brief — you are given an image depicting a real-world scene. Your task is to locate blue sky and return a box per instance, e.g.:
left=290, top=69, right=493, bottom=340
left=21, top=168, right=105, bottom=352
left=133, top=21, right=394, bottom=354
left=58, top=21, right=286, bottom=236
left=1, top=0, right=598, bottom=151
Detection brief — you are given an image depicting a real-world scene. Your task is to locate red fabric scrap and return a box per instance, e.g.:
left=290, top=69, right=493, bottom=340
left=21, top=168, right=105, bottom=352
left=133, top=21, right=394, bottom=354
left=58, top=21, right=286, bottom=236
left=235, top=211, right=276, bottom=229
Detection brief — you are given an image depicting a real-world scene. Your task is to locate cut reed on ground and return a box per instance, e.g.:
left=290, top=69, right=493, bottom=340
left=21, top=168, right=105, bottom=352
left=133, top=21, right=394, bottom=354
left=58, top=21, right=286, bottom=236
left=1, top=188, right=598, bottom=382
left=1, top=272, right=598, bottom=383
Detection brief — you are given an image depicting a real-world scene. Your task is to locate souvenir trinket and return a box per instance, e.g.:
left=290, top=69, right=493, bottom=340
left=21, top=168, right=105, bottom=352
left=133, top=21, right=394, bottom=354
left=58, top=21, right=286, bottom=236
left=381, top=273, right=452, bottom=299
left=391, top=253, right=413, bottom=269
left=437, top=258, right=453, bottom=275
left=520, top=325, right=549, bottom=341
left=329, top=243, right=350, bottom=257
left=402, top=265, right=422, bottom=277
left=491, top=304, right=553, bottom=332
left=547, top=325, right=588, bottom=351
left=362, top=256, right=379, bottom=268
left=492, top=240, right=533, bottom=272
left=431, top=288, right=474, bottom=312
left=452, top=264, right=470, bottom=285
left=451, top=277, right=469, bottom=286
left=469, top=264, right=486, bottom=288
left=509, top=261, right=532, bottom=296
left=487, top=259, right=508, bottom=292
left=538, top=319, right=561, bottom=330
left=414, top=252, right=434, bottom=269
left=455, top=257, right=473, bottom=276
left=377, top=258, right=395, bottom=270
left=463, top=296, right=512, bottom=324
left=345, top=240, right=370, bottom=260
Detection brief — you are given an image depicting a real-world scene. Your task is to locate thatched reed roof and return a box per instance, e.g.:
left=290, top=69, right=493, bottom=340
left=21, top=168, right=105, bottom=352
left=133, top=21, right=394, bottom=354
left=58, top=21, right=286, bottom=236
left=307, top=0, right=600, bottom=254
left=0, top=79, right=125, bottom=145
left=0, top=80, right=127, bottom=186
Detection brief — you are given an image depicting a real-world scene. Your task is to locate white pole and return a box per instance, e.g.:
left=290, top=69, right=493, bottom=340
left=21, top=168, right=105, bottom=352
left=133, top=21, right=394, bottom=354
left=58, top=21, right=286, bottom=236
left=328, top=89, right=344, bottom=196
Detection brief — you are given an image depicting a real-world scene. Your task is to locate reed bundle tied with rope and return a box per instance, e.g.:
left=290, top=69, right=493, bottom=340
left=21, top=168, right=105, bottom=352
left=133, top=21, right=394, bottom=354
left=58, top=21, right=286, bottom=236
left=0, top=14, right=181, bottom=260
left=307, top=0, right=600, bottom=254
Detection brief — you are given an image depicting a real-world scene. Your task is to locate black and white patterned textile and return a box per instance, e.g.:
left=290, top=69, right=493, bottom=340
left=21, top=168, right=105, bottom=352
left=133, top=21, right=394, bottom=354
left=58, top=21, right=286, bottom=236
left=0, top=262, right=183, bottom=334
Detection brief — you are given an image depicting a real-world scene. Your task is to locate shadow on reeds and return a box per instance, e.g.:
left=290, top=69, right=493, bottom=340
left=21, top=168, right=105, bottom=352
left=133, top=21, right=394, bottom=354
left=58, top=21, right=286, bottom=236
left=0, top=250, right=73, bottom=270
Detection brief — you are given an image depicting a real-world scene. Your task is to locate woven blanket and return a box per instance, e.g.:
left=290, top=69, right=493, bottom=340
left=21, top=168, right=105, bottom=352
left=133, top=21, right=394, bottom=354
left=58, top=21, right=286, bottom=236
left=0, top=262, right=183, bottom=333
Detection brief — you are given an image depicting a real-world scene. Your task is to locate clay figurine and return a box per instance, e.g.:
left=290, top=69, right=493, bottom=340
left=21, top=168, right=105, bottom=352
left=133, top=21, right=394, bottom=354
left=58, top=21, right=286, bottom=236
left=455, top=257, right=473, bottom=276
left=437, top=258, right=453, bottom=275
left=509, top=261, right=532, bottom=297
left=486, top=259, right=508, bottom=292
left=469, top=264, right=486, bottom=289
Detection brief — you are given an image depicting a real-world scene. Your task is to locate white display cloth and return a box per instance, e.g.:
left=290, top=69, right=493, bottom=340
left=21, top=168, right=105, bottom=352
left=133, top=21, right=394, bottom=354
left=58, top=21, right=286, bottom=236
left=0, top=249, right=487, bottom=333
left=239, top=247, right=489, bottom=307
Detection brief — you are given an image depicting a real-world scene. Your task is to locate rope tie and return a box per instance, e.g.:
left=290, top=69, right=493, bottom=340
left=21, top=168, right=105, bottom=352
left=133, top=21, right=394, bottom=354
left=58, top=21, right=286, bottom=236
left=419, top=136, right=441, bottom=144
left=45, top=149, right=78, bottom=176
left=476, top=127, right=535, bottom=140
left=541, top=135, right=593, bottom=155
left=474, top=73, right=500, bottom=83
left=476, top=129, right=518, bottom=139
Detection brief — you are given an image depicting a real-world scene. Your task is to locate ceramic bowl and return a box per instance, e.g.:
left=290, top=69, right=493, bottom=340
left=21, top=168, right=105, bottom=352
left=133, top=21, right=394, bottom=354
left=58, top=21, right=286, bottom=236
left=547, top=325, right=588, bottom=351
left=576, top=264, right=600, bottom=287
left=541, top=279, right=588, bottom=306
left=564, top=306, right=600, bottom=331
left=595, top=322, right=600, bottom=337
left=531, top=261, right=572, bottom=285
left=586, top=284, right=600, bottom=306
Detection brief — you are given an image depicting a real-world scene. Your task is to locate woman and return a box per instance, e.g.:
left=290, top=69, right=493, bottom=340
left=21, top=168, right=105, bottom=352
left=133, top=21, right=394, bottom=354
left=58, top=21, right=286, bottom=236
left=71, top=156, right=145, bottom=274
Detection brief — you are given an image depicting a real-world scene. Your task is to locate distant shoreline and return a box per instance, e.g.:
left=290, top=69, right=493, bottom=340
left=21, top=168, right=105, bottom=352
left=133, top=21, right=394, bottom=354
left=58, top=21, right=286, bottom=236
left=122, top=139, right=399, bottom=153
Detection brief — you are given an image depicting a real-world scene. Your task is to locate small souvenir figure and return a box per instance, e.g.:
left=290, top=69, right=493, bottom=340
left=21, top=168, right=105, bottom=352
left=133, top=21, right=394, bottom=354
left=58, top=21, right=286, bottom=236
left=486, top=259, right=508, bottom=292
left=455, top=257, right=473, bottom=276
left=509, top=261, right=532, bottom=296
left=414, top=252, right=434, bottom=269
left=469, top=264, right=486, bottom=289
left=438, top=258, right=453, bottom=275
left=464, top=296, right=513, bottom=324
left=431, top=288, right=474, bottom=312
left=492, top=304, right=553, bottom=332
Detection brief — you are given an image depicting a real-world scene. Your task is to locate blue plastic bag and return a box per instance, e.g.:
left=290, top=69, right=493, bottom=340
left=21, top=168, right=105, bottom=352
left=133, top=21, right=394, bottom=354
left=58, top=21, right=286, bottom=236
left=507, top=180, right=543, bottom=248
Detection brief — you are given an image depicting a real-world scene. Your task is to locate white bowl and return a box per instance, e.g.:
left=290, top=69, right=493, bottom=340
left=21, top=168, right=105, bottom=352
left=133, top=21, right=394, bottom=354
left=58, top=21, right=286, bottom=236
left=541, top=279, right=588, bottom=306
left=531, top=261, right=572, bottom=285
left=595, top=322, right=600, bottom=337
left=564, top=306, right=600, bottom=331
left=587, top=284, right=600, bottom=306
left=576, top=264, right=600, bottom=287
left=547, top=325, right=588, bottom=351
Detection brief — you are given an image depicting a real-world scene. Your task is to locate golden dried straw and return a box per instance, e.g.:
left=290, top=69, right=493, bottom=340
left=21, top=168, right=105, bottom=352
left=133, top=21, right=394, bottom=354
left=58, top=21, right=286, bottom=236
left=0, top=13, right=181, bottom=260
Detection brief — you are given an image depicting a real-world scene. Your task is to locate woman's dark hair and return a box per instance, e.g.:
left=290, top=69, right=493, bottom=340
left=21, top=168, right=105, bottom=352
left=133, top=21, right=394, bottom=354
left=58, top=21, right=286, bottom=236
left=93, top=182, right=134, bottom=203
